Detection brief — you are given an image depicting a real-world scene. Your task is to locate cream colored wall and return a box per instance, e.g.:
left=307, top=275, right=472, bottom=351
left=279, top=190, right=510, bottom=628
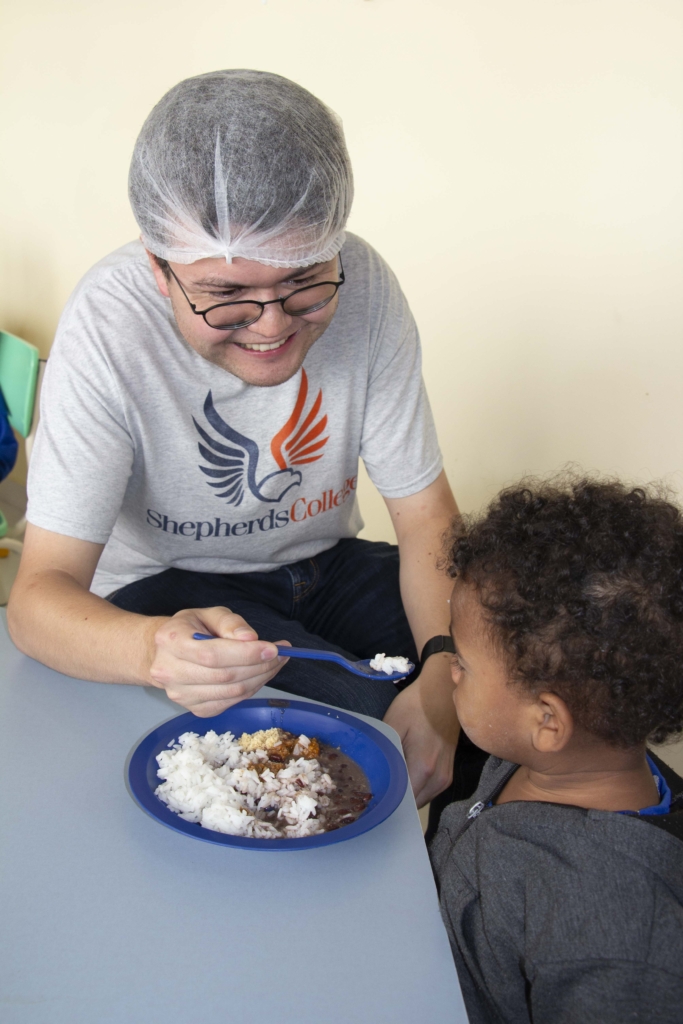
left=2, top=0, right=682, bottom=541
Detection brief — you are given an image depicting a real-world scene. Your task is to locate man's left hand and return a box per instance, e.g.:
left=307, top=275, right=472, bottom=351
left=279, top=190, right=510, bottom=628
left=383, top=654, right=459, bottom=808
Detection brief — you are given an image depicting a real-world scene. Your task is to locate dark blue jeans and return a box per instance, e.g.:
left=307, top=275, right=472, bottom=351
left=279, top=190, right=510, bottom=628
left=109, top=538, right=417, bottom=720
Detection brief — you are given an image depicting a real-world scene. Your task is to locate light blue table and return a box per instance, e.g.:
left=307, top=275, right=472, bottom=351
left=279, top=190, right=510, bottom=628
left=0, top=611, right=467, bottom=1023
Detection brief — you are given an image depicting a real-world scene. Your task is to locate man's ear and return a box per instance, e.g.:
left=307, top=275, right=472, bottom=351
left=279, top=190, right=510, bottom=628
left=145, top=248, right=171, bottom=298
left=529, top=691, right=574, bottom=754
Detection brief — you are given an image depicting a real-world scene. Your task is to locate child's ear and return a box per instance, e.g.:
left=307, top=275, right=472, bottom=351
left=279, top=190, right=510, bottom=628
left=529, top=692, right=574, bottom=753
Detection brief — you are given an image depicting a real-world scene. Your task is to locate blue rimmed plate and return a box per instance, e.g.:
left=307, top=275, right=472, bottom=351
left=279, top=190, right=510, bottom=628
left=128, top=697, right=408, bottom=850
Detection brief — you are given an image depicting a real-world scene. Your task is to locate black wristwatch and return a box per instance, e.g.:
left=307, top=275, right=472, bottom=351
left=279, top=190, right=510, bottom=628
left=420, top=635, right=455, bottom=665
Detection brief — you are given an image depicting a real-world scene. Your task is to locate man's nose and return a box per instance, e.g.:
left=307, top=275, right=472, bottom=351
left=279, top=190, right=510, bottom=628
left=245, top=300, right=295, bottom=339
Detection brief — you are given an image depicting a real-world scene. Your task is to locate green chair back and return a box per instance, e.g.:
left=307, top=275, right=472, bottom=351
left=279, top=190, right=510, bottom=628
left=0, top=330, right=40, bottom=438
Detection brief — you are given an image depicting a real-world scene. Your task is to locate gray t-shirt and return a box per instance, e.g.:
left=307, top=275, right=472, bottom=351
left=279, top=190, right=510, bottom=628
left=28, top=233, right=442, bottom=597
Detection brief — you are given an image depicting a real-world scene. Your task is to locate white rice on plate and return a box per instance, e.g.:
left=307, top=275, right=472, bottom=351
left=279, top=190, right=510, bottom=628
left=155, top=728, right=336, bottom=839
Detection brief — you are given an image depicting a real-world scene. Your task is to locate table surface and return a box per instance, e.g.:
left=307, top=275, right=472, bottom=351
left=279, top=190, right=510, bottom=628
left=0, top=611, right=467, bottom=1024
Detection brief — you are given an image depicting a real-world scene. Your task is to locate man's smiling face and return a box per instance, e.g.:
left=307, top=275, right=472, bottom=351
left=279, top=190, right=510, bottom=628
left=147, top=251, right=341, bottom=387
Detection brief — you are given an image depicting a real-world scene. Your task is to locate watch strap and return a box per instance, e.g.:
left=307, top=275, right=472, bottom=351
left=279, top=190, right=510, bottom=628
left=420, top=634, right=455, bottom=664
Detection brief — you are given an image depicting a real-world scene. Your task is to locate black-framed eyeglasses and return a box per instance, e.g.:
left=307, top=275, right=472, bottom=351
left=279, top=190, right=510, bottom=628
left=167, top=256, right=345, bottom=331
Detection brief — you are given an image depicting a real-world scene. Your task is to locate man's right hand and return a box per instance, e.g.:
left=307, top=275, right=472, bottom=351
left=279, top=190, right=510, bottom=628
left=7, top=525, right=290, bottom=711
left=148, top=607, right=288, bottom=717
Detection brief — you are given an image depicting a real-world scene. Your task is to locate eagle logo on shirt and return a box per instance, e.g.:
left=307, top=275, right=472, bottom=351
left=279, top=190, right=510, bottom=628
left=193, top=370, right=329, bottom=506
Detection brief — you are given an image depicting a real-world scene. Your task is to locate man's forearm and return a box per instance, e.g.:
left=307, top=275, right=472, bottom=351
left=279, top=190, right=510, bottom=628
left=397, top=519, right=454, bottom=653
left=386, top=471, right=458, bottom=649
left=386, top=471, right=460, bottom=741
left=8, top=569, right=165, bottom=685
left=398, top=524, right=460, bottom=742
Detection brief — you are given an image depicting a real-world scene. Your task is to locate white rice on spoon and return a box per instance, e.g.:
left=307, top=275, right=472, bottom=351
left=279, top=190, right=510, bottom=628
left=368, top=653, right=413, bottom=675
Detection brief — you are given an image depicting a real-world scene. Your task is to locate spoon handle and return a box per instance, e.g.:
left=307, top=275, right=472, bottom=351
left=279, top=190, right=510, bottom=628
left=193, top=634, right=346, bottom=666
left=275, top=646, right=346, bottom=664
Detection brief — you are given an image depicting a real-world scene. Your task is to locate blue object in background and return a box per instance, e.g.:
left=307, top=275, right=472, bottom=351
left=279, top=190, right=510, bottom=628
left=128, top=697, right=409, bottom=851
left=0, top=388, right=18, bottom=482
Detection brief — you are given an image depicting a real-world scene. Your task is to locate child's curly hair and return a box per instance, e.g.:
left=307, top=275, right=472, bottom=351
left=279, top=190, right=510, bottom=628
left=446, top=476, right=683, bottom=748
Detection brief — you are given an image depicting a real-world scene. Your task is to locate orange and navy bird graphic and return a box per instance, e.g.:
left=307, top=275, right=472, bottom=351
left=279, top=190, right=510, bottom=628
left=193, top=370, right=329, bottom=506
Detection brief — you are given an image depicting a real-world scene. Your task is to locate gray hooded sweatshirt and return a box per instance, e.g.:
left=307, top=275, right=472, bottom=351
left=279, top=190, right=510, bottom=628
left=430, top=754, right=683, bottom=1023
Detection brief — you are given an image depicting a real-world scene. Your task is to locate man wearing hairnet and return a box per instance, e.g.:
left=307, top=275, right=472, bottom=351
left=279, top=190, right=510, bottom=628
left=8, top=71, right=460, bottom=807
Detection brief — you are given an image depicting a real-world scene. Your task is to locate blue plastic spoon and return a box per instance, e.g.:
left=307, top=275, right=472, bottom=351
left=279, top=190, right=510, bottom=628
left=192, top=633, right=414, bottom=682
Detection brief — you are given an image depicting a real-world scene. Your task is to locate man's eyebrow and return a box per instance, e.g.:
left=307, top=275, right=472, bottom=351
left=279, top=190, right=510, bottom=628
left=190, top=276, right=243, bottom=288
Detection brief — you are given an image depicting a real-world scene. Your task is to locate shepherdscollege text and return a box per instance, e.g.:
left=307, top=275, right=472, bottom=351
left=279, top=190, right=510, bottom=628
left=146, top=477, right=357, bottom=542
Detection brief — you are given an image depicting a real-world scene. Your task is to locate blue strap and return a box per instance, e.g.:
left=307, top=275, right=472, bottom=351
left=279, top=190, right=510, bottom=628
left=0, top=388, right=18, bottom=483
left=619, top=756, right=672, bottom=817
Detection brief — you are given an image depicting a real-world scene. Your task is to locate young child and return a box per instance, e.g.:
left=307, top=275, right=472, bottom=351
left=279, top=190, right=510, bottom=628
left=430, top=477, right=683, bottom=1024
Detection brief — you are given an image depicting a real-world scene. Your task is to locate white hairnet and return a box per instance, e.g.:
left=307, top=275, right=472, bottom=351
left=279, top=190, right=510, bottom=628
left=129, top=69, right=354, bottom=267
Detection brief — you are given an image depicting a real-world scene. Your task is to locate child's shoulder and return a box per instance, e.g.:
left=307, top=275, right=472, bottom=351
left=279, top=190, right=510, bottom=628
left=433, top=753, right=683, bottom=883
left=434, top=751, right=683, bottom=851
left=432, top=755, right=683, bottom=995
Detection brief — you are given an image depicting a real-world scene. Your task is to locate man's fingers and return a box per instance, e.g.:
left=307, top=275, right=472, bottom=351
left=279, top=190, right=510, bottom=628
left=414, top=775, right=451, bottom=809
left=178, top=636, right=279, bottom=669
left=406, top=764, right=432, bottom=807
left=155, top=609, right=279, bottom=667
left=152, top=653, right=284, bottom=689
left=150, top=607, right=289, bottom=716
left=174, top=690, right=264, bottom=719
left=410, top=750, right=454, bottom=808
left=156, top=606, right=263, bottom=647
left=196, top=606, right=259, bottom=641
left=164, top=665, right=281, bottom=709
left=186, top=700, right=241, bottom=719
